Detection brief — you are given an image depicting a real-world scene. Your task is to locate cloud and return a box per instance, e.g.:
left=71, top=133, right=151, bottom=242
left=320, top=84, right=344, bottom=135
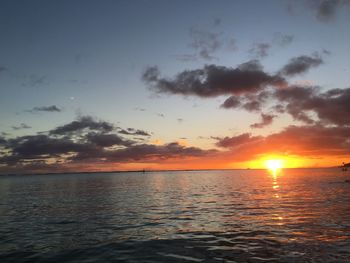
left=0, top=117, right=214, bottom=172
left=214, top=124, right=350, bottom=160
left=0, top=136, right=6, bottom=145
left=250, top=113, right=276, bottom=128
left=72, top=142, right=212, bottom=163
left=249, top=43, right=271, bottom=58
left=133, top=107, right=146, bottom=112
left=315, top=0, right=345, bottom=22
left=118, top=128, right=151, bottom=136
left=220, top=96, right=241, bottom=109
left=279, top=54, right=323, bottom=76
left=221, top=84, right=350, bottom=127
left=175, top=54, right=198, bottom=62
left=143, top=53, right=342, bottom=129
left=274, top=86, right=350, bottom=126
left=28, top=105, right=62, bottom=113
left=50, top=116, right=114, bottom=135
left=242, top=98, right=263, bottom=112
left=86, top=133, right=133, bottom=147
left=177, top=26, right=237, bottom=62
left=288, top=0, right=350, bottom=22
left=3, top=135, right=96, bottom=163
left=273, top=33, right=294, bottom=47
left=22, top=74, right=48, bottom=87
left=221, top=91, right=270, bottom=112
left=12, top=123, right=32, bottom=130
left=189, top=27, right=222, bottom=60
left=143, top=61, right=286, bottom=98
left=214, top=133, right=262, bottom=148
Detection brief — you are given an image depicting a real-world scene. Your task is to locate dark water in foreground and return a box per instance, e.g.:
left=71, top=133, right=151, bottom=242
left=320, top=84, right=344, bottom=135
left=1, top=169, right=350, bottom=262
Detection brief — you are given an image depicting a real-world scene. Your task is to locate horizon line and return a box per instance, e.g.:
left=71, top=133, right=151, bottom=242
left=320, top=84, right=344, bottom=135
left=0, top=166, right=341, bottom=176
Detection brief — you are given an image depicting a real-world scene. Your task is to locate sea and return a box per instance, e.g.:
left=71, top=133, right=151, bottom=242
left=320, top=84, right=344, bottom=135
left=0, top=168, right=350, bottom=262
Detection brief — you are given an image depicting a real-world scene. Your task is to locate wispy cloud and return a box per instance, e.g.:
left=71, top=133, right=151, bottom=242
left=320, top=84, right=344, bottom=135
left=12, top=123, right=32, bottom=130
left=27, top=105, right=62, bottom=113
left=21, top=74, right=48, bottom=87
left=248, top=43, right=271, bottom=58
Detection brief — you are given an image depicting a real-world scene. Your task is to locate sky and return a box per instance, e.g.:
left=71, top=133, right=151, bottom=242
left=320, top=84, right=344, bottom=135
left=1, top=0, right=350, bottom=173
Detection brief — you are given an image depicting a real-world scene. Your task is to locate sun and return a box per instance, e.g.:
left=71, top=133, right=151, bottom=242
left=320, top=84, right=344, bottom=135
left=266, top=159, right=282, bottom=173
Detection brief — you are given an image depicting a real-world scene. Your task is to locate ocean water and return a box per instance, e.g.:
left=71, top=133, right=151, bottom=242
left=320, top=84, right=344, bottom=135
left=0, top=169, right=350, bottom=262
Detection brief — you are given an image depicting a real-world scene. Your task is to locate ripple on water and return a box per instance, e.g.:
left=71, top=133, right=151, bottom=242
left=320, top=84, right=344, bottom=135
left=0, top=169, right=350, bottom=262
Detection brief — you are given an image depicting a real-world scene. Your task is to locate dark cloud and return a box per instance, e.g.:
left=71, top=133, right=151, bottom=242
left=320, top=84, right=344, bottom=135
left=250, top=113, right=276, bottom=129
left=118, top=128, right=151, bottom=136
left=214, top=125, right=350, bottom=160
left=86, top=133, right=133, bottom=147
left=0, top=136, right=6, bottom=145
left=177, top=118, right=184, bottom=123
left=0, top=117, right=214, bottom=173
left=289, top=0, right=350, bottom=22
left=74, top=142, right=211, bottom=163
left=242, top=99, right=263, bottom=112
left=143, top=54, right=343, bottom=129
left=5, top=135, right=95, bottom=159
left=279, top=54, right=323, bottom=76
left=221, top=83, right=350, bottom=128
left=215, top=133, right=262, bottom=148
left=221, top=96, right=241, bottom=109
left=0, top=66, right=8, bottom=73
left=50, top=116, right=114, bottom=135
left=28, top=105, right=62, bottom=113
left=322, top=49, right=331, bottom=55
left=12, top=123, right=32, bottom=130
left=249, top=43, right=271, bottom=58
left=274, top=85, right=319, bottom=124
left=9, top=120, right=343, bottom=171
left=274, top=86, right=350, bottom=126
left=143, top=62, right=286, bottom=98
left=315, top=0, right=344, bottom=22
left=221, top=91, right=270, bottom=112
left=271, top=104, right=285, bottom=114
left=157, top=113, right=165, bottom=118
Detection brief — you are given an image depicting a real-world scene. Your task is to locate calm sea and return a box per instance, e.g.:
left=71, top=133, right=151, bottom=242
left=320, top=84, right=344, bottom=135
left=0, top=169, right=350, bottom=262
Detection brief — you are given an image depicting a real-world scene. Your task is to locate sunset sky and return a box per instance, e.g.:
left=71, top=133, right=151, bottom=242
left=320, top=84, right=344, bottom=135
left=1, top=0, right=350, bottom=173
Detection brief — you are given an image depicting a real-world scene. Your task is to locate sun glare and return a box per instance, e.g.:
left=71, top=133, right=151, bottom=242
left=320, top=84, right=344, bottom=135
left=266, top=159, right=282, bottom=173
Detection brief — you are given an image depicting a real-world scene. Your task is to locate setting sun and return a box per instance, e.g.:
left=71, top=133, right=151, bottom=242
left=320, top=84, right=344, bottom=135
left=266, top=159, right=283, bottom=173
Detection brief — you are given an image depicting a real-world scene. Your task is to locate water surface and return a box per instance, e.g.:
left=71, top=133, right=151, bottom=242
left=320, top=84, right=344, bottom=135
left=1, top=169, right=350, bottom=262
